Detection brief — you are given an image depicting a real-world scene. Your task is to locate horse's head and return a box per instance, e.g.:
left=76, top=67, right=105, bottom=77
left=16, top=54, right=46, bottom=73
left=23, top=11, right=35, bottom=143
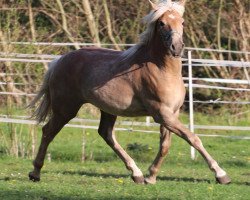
left=149, top=0, right=186, bottom=57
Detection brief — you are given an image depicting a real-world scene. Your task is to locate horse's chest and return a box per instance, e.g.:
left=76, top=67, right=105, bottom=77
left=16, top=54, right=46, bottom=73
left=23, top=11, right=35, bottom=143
left=146, top=78, right=186, bottom=111
left=161, top=82, right=186, bottom=110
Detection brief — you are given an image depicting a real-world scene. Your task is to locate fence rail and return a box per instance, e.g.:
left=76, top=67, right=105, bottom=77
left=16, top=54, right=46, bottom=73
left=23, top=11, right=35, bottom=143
left=1, top=78, right=250, bottom=85
left=0, top=117, right=249, bottom=140
left=1, top=52, right=250, bottom=66
left=1, top=41, right=250, bottom=55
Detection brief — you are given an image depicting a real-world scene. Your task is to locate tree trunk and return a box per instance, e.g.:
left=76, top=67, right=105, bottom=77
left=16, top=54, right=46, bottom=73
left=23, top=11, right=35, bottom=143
left=56, top=0, right=81, bottom=49
left=28, top=0, right=48, bottom=70
left=82, top=0, right=101, bottom=46
left=103, top=0, right=120, bottom=50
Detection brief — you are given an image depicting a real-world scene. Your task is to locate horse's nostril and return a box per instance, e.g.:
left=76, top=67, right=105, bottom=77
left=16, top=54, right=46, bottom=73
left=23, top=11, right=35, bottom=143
left=171, top=44, right=175, bottom=51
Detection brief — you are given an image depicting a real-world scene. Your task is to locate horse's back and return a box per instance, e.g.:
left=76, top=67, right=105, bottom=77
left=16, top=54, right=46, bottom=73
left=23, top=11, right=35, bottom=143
left=47, top=47, right=146, bottom=116
left=66, top=47, right=122, bottom=64
left=50, top=47, right=122, bottom=79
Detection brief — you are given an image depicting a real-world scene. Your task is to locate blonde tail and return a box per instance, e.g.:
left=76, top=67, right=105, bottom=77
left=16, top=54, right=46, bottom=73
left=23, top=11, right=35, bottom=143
left=29, top=59, right=58, bottom=123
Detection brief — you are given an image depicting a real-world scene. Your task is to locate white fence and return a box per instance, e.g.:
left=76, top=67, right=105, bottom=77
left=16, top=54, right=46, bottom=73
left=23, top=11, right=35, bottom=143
left=0, top=44, right=250, bottom=146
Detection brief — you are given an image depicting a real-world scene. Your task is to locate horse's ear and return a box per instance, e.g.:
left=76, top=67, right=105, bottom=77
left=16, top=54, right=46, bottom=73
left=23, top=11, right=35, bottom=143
left=149, top=0, right=158, bottom=10
left=179, top=0, right=187, bottom=6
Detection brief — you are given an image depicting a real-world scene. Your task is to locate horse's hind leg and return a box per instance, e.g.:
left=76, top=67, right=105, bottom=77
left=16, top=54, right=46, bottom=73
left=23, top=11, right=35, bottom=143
left=29, top=104, right=81, bottom=182
left=145, top=125, right=172, bottom=184
left=98, top=111, right=144, bottom=184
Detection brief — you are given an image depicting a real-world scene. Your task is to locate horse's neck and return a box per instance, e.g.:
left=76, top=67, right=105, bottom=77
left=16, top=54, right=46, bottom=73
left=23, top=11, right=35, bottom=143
left=148, top=38, right=182, bottom=76
left=112, top=36, right=182, bottom=76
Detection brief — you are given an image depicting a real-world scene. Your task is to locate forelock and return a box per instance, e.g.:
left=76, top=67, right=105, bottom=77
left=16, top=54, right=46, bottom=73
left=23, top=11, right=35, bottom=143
left=144, top=1, right=185, bottom=24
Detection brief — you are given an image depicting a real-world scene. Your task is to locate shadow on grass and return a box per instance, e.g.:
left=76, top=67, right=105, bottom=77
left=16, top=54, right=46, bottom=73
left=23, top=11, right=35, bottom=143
left=59, top=170, right=250, bottom=186
left=1, top=170, right=249, bottom=187
left=223, top=160, right=249, bottom=168
left=157, top=176, right=211, bottom=183
left=0, top=189, right=149, bottom=200
left=61, top=170, right=212, bottom=183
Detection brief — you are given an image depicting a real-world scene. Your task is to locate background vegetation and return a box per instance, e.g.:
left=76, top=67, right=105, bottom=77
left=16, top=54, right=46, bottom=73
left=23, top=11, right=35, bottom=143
left=0, top=0, right=249, bottom=53
left=0, top=0, right=249, bottom=103
left=0, top=1, right=249, bottom=199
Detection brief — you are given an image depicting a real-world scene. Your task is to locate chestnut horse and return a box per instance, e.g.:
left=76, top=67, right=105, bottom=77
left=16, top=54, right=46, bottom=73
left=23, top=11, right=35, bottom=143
left=29, top=0, right=230, bottom=185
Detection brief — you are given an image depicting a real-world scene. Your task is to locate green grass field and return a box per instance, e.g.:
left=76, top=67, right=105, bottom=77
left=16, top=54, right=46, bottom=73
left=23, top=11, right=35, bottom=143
left=0, top=121, right=249, bottom=200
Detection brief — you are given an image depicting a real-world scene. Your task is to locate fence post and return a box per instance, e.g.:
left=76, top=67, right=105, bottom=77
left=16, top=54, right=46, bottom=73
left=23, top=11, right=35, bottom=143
left=188, top=51, right=196, bottom=160
left=146, top=116, right=150, bottom=126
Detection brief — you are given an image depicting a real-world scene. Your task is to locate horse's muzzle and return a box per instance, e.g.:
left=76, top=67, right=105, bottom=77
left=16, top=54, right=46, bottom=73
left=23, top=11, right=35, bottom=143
left=169, top=41, right=184, bottom=57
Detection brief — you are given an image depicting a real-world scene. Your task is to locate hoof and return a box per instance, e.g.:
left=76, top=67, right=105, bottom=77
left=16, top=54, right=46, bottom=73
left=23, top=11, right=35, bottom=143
left=144, top=177, right=156, bottom=185
left=29, top=172, right=40, bottom=182
left=216, top=175, right=231, bottom=185
left=132, top=176, right=145, bottom=184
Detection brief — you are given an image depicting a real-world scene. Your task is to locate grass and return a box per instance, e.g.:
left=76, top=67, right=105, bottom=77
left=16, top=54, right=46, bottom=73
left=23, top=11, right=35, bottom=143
left=0, top=157, right=249, bottom=200
left=0, top=124, right=250, bottom=199
left=0, top=104, right=249, bottom=199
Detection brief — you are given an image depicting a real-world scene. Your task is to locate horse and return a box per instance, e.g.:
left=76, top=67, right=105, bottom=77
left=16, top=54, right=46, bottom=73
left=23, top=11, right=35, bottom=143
left=28, top=0, right=231, bottom=185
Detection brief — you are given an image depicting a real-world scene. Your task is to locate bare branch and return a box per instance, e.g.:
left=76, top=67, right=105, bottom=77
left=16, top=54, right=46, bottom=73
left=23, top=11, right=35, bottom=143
left=56, top=0, right=80, bottom=49
left=82, top=0, right=101, bottom=46
left=103, top=0, right=121, bottom=50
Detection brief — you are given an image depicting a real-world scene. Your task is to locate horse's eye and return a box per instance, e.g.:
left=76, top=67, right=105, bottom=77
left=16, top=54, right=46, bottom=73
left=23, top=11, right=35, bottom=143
left=159, top=21, right=165, bottom=27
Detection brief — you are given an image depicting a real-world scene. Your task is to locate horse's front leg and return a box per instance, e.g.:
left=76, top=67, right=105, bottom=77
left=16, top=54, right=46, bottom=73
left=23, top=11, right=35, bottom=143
left=145, top=125, right=172, bottom=184
left=98, top=111, right=144, bottom=184
left=152, top=106, right=231, bottom=184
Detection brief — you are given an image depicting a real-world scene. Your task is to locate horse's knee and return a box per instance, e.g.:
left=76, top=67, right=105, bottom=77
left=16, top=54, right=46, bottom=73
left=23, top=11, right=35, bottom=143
left=160, top=147, right=169, bottom=156
left=160, top=142, right=171, bottom=156
left=159, top=131, right=172, bottom=156
left=187, top=134, right=203, bottom=149
left=189, top=134, right=201, bottom=144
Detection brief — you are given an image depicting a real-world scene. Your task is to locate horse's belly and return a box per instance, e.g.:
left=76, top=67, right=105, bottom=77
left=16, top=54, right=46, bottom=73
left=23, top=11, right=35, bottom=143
left=90, top=96, right=148, bottom=117
left=86, top=85, right=148, bottom=116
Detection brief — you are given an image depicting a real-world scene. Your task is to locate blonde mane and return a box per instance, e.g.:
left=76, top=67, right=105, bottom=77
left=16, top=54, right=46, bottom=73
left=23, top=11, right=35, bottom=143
left=121, top=0, right=185, bottom=61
